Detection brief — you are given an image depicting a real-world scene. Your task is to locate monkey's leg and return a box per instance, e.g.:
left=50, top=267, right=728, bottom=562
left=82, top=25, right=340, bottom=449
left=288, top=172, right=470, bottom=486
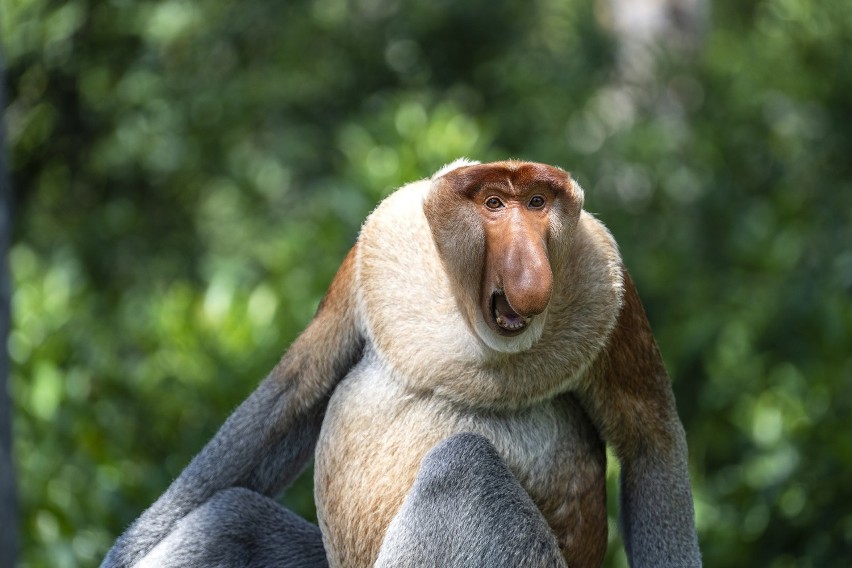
left=134, top=487, right=328, bottom=568
left=375, top=433, right=567, bottom=568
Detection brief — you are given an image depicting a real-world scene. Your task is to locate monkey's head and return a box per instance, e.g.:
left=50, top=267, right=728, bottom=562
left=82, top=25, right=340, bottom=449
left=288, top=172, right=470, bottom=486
left=424, top=159, right=584, bottom=353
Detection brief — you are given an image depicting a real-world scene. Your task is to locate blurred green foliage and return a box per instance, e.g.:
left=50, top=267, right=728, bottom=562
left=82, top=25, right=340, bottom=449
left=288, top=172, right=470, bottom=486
left=3, top=0, right=851, bottom=566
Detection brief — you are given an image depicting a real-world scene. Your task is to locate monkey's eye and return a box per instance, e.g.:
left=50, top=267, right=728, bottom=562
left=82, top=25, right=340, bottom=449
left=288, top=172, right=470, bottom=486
left=485, top=197, right=504, bottom=210
left=528, top=195, right=546, bottom=209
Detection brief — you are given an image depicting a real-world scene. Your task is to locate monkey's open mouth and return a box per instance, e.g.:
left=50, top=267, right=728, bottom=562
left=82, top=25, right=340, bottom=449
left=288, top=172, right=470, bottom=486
left=490, top=292, right=530, bottom=336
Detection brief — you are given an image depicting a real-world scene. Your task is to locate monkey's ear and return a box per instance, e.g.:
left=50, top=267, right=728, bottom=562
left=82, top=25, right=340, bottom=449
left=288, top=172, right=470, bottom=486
left=432, top=158, right=481, bottom=179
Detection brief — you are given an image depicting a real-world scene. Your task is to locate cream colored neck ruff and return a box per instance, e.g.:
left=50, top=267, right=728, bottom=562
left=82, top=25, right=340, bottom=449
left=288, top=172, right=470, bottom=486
left=355, top=164, right=625, bottom=410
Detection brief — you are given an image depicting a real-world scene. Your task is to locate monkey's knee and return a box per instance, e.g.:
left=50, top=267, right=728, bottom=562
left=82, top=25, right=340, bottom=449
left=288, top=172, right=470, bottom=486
left=423, top=432, right=499, bottom=466
left=416, top=432, right=508, bottom=492
left=415, top=432, right=548, bottom=519
left=139, top=488, right=327, bottom=568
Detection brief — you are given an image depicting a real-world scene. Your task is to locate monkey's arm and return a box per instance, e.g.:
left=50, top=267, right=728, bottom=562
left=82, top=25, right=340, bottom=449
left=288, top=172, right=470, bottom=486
left=577, top=269, right=701, bottom=567
left=102, top=247, right=364, bottom=568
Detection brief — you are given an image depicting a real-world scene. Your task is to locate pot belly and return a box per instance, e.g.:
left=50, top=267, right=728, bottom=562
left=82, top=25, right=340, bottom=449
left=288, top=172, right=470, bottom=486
left=314, top=356, right=607, bottom=568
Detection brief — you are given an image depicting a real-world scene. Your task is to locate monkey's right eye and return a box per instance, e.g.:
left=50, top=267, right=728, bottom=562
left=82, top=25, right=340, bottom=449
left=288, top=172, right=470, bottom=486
left=485, top=197, right=504, bottom=210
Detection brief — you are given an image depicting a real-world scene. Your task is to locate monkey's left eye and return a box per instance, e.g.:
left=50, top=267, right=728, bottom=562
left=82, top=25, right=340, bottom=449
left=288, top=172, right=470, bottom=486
left=485, top=197, right=504, bottom=210
left=528, top=195, right=546, bottom=209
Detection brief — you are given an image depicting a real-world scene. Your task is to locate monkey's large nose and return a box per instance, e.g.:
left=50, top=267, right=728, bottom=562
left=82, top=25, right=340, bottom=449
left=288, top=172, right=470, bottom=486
left=502, top=237, right=553, bottom=318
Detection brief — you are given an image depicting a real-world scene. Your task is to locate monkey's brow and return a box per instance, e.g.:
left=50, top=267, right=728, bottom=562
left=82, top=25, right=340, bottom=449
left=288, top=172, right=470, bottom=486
left=471, top=180, right=561, bottom=198
left=475, top=181, right=514, bottom=195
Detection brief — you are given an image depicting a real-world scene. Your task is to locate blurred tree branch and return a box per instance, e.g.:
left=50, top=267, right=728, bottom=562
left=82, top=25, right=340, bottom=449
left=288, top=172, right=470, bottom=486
left=0, top=50, right=18, bottom=568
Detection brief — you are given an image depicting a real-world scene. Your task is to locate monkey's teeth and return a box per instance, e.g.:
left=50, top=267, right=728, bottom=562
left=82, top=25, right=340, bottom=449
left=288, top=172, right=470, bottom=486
left=495, top=313, right=529, bottom=331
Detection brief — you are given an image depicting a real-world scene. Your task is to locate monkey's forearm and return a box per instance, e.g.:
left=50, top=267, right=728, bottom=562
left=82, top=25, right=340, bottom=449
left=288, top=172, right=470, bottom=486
left=579, top=384, right=701, bottom=567
left=619, top=432, right=701, bottom=567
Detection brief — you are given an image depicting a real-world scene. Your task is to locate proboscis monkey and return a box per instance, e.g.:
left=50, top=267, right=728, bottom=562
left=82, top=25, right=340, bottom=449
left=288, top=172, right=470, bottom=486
left=103, top=159, right=701, bottom=568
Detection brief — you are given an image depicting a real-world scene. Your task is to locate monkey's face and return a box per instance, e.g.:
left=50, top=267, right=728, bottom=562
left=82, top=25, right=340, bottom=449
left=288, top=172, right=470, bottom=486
left=425, top=160, right=583, bottom=353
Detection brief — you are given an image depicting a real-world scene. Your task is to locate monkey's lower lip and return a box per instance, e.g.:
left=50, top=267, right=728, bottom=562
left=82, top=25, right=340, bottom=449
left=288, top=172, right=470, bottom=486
left=491, top=292, right=530, bottom=336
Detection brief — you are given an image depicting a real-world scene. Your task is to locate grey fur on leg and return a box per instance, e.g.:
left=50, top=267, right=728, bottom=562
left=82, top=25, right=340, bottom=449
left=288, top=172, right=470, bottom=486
left=375, top=433, right=567, bottom=568
left=133, top=487, right=327, bottom=568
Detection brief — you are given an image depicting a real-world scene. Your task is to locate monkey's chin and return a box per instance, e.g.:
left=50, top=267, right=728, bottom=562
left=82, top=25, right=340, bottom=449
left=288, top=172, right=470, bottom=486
left=473, top=313, right=546, bottom=354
